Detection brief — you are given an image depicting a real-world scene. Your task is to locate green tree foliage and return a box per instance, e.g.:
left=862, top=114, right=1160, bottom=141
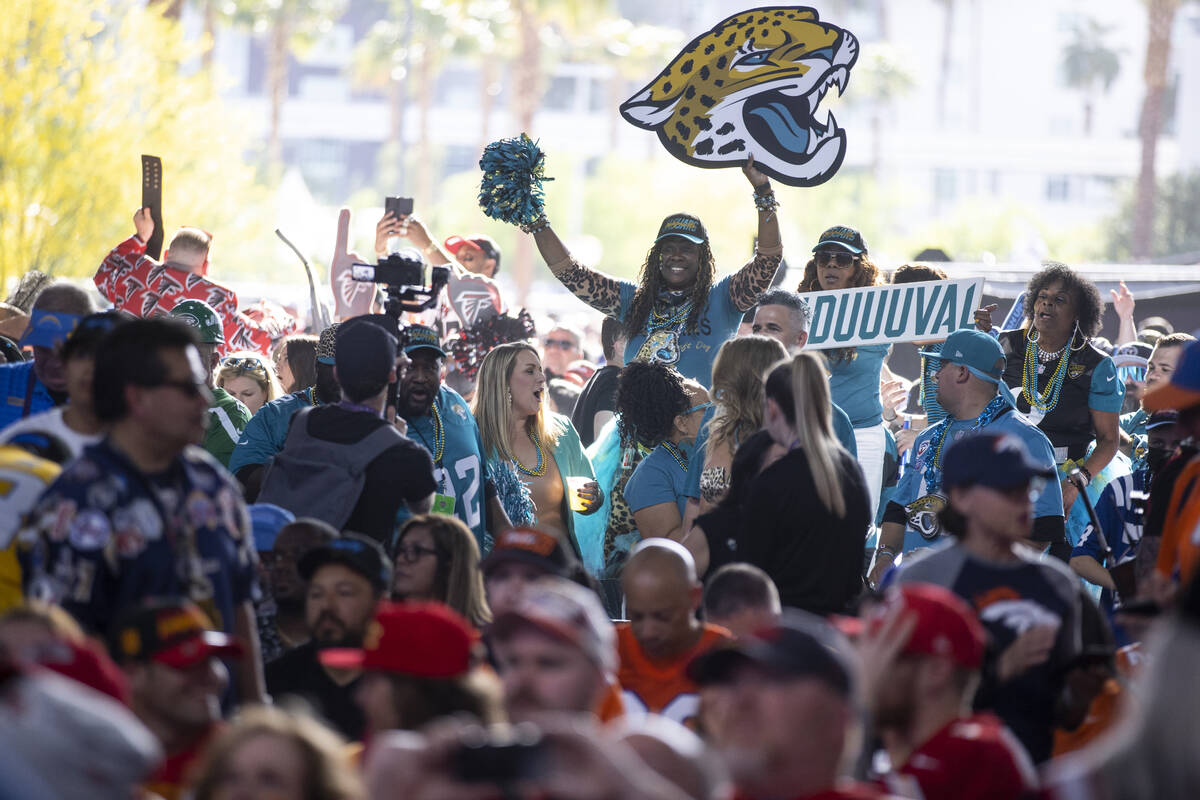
left=1106, top=172, right=1200, bottom=261
left=0, top=0, right=275, bottom=290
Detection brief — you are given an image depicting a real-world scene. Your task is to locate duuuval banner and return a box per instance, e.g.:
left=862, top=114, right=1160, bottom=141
left=806, top=278, right=984, bottom=350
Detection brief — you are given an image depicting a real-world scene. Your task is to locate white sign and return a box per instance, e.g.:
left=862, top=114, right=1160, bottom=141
left=805, top=278, right=984, bottom=350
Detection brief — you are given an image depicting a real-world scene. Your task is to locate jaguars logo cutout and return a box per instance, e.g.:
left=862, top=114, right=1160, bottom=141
left=636, top=330, right=681, bottom=365
left=620, top=6, right=859, bottom=187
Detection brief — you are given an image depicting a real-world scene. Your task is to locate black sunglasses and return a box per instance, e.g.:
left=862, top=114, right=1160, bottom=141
left=814, top=250, right=857, bottom=268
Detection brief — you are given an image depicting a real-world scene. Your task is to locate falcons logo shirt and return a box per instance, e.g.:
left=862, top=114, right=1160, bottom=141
left=95, top=235, right=294, bottom=355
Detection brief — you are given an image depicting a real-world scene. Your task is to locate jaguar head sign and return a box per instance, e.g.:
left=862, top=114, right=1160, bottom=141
left=620, top=7, right=858, bottom=187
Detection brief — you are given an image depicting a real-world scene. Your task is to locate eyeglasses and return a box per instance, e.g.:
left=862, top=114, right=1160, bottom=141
left=1117, top=365, right=1146, bottom=384
left=394, top=543, right=440, bottom=563
left=814, top=250, right=857, bottom=268
left=544, top=339, right=577, bottom=350
left=222, top=356, right=269, bottom=379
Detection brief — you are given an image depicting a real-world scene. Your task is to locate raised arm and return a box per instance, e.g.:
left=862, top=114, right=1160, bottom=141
left=729, top=156, right=783, bottom=312
left=531, top=223, right=624, bottom=317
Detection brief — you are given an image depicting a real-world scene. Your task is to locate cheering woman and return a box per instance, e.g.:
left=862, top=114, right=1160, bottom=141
left=977, top=263, right=1122, bottom=518
left=525, top=158, right=781, bottom=386
left=473, top=342, right=602, bottom=560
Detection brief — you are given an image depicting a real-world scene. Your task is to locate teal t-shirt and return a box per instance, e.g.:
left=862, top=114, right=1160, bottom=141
left=228, top=388, right=313, bottom=474
left=1120, top=408, right=1148, bottom=439
left=828, top=344, right=890, bottom=428
left=624, top=440, right=693, bottom=520
left=618, top=274, right=744, bottom=387
left=401, top=386, right=491, bottom=549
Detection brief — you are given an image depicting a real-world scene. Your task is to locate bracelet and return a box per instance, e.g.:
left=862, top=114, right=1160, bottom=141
left=1077, top=465, right=1092, bottom=485
left=875, top=544, right=898, bottom=560
left=521, top=215, right=550, bottom=235
left=753, top=190, right=779, bottom=213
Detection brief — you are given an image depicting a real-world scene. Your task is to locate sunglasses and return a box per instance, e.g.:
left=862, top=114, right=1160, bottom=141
left=1117, top=365, right=1146, bottom=384
left=684, top=401, right=712, bottom=415
left=814, top=250, right=857, bottom=268
left=222, top=356, right=270, bottom=378
left=544, top=339, right=577, bottom=350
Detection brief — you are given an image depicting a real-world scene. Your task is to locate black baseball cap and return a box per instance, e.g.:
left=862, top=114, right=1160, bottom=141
left=1145, top=410, right=1179, bottom=431
left=655, top=213, right=708, bottom=245
left=942, top=432, right=1056, bottom=492
left=812, top=225, right=867, bottom=255
left=481, top=527, right=573, bottom=578
left=335, top=317, right=398, bottom=390
left=688, top=609, right=858, bottom=698
left=108, top=598, right=243, bottom=668
left=298, top=533, right=392, bottom=592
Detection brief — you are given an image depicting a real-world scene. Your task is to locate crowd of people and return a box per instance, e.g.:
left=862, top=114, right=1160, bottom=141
left=0, top=154, right=1198, bottom=800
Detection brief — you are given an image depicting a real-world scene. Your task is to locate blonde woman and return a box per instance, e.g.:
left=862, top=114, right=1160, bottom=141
left=390, top=514, right=491, bottom=629
left=217, top=351, right=284, bottom=415
left=188, top=705, right=364, bottom=800
left=695, top=335, right=787, bottom=513
left=473, top=342, right=602, bottom=561
left=740, top=353, right=871, bottom=614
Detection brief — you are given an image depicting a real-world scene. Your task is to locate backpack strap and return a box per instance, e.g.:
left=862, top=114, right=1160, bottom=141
left=282, top=405, right=316, bottom=447
left=355, top=420, right=406, bottom=464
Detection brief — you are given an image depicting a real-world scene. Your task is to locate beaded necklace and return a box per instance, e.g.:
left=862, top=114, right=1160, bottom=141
left=922, top=394, right=1009, bottom=493
left=660, top=440, right=689, bottom=472
left=412, top=401, right=445, bottom=466
left=1022, top=334, right=1070, bottom=412
left=648, top=298, right=694, bottom=333
left=510, top=426, right=548, bottom=477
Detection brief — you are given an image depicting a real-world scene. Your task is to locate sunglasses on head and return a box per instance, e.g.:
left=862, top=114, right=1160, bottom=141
left=222, top=356, right=269, bottom=378
left=814, top=250, right=857, bottom=268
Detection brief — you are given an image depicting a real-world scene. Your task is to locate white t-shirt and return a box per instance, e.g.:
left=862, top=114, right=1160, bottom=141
left=0, top=407, right=101, bottom=460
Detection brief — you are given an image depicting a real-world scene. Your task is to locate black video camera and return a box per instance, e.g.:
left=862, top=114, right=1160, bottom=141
left=351, top=248, right=450, bottom=315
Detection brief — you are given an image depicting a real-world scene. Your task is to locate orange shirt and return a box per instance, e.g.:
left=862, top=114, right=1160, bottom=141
left=617, top=622, right=731, bottom=726
left=1154, top=456, right=1200, bottom=584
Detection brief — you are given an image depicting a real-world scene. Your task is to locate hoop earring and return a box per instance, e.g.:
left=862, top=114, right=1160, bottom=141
left=1070, top=320, right=1087, bottom=351
left=1027, top=326, right=1040, bottom=343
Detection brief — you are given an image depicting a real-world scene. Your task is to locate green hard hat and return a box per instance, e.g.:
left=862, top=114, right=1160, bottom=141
left=170, top=299, right=224, bottom=344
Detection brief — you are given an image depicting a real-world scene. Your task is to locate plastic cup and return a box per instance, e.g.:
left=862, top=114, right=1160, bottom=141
left=567, top=476, right=591, bottom=513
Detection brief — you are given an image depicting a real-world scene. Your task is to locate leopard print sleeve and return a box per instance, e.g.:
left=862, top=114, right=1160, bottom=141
left=729, top=249, right=783, bottom=313
left=547, top=255, right=624, bottom=318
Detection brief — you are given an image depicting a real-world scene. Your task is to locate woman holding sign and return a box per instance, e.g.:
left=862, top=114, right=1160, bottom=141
left=525, top=157, right=781, bottom=387
left=796, top=225, right=894, bottom=519
left=976, top=263, right=1122, bottom=529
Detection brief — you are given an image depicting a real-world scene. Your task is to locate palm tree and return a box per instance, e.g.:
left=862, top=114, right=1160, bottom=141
left=1061, top=17, right=1122, bottom=136
left=935, top=0, right=955, bottom=126
left=224, top=0, right=348, bottom=168
left=1132, top=0, right=1181, bottom=260
left=850, top=45, right=916, bottom=180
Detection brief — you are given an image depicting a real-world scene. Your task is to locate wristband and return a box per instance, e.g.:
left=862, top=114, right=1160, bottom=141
left=1077, top=465, right=1092, bottom=485
left=875, top=544, right=898, bottom=560
left=521, top=215, right=550, bottom=234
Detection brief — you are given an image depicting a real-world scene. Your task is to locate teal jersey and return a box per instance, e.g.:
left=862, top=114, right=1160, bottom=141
left=402, top=386, right=491, bottom=547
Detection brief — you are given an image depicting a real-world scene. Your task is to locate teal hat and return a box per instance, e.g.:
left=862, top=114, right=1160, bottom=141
left=920, top=329, right=1017, bottom=407
left=170, top=300, right=224, bottom=345
left=403, top=324, right=447, bottom=357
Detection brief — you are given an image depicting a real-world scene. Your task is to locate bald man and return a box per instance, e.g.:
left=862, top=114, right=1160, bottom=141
left=617, top=539, right=733, bottom=726
left=0, top=282, right=94, bottom=431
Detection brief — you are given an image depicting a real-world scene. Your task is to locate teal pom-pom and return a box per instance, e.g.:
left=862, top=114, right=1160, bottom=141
left=478, top=133, right=553, bottom=226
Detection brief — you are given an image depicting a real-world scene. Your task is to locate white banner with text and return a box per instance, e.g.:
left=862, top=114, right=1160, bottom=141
left=805, top=278, right=985, bottom=350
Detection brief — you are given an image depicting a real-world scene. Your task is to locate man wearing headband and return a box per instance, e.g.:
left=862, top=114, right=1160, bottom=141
left=871, top=329, right=1063, bottom=587
left=0, top=282, right=93, bottom=431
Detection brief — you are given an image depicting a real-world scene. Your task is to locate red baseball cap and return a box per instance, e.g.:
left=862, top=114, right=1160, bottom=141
left=443, top=235, right=500, bottom=262
left=319, top=601, right=476, bottom=678
left=869, top=583, right=985, bottom=669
